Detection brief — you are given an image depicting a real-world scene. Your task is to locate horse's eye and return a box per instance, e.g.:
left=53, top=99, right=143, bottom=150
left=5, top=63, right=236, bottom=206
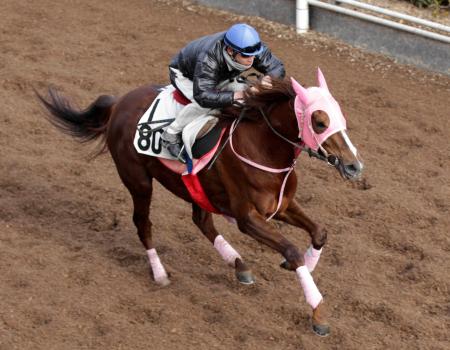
left=316, top=122, right=326, bottom=128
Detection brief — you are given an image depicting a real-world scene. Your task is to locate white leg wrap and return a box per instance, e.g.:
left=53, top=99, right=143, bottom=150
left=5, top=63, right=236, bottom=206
left=296, top=265, right=323, bottom=309
left=214, top=235, right=241, bottom=267
left=146, top=248, right=169, bottom=283
left=304, top=245, right=322, bottom=273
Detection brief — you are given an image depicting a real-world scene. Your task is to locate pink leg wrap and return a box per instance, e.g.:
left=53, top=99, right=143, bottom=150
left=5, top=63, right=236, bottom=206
left=214, top=235, right=241, bottom=266
left=304, top=245, right=322, bottom=272
left=146, top=249, right=169, bottom=284
left=296, top=265, right=323, bottom=309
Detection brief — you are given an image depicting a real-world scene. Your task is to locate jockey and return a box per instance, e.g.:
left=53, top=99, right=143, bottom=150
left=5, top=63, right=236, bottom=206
left=161, top=23, right=286, bottom=159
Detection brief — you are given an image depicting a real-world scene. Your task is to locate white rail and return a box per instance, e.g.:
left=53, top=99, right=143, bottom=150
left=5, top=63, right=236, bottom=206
left=296, top=0, right=310, bottom=33
left=296, top=0, right=450, bottom=44
left=335, top=0, right=450, bottom=34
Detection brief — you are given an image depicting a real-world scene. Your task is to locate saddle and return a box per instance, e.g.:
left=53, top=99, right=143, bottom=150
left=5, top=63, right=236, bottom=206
left=133, top=85, right=226, bottom=175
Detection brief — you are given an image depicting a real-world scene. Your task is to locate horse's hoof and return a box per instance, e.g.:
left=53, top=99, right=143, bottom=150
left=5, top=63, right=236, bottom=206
left=235, top=270, right=256, bottom=285
left=155, top=277, right=171, bottom=287
left=312, top=323, right=330, bottom=337
left=280, top=259, right=295, bottom=271
left=312, top=301, right=330, bottom=336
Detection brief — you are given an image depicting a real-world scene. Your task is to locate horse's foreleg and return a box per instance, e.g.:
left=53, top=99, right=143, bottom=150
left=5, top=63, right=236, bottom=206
left=192, top=204, right=255, bottom=284
left=276, top=199, right=327, bottom=273
left=237, top=208, right=330, bottom=336
left=130, top=182, right=170, bottom=287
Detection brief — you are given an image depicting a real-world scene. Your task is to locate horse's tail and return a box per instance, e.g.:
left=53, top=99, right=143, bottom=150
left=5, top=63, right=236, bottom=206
left=36, top=87, right=117, bottom=157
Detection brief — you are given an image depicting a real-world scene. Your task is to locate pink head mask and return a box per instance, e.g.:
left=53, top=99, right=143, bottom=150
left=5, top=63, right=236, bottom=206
left=291, top=68, right=347, bottom=151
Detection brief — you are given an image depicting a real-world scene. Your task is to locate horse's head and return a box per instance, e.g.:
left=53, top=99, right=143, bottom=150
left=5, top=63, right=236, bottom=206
left=291, top=69, right=363, bottom=180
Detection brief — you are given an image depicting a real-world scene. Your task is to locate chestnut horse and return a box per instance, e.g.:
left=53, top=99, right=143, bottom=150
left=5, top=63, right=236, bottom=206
left=38, top=68, right=363, bottom=337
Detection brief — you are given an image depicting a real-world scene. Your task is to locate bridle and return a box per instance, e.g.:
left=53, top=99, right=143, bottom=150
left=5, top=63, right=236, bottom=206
left=257, top=105, right=340, bottom=168
left=207, top=98, right=340, bottom=173
left=207, top=100, right=340, bottom=221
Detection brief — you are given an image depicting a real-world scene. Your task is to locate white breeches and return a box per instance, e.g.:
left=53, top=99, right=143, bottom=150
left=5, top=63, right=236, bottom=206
left=166, top=68, right=247, bottom=135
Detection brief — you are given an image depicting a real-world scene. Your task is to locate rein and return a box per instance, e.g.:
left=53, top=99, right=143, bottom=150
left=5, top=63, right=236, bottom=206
left=258, top=106, right=303, bottom=150
left=206, top=105, right=248, bottom=170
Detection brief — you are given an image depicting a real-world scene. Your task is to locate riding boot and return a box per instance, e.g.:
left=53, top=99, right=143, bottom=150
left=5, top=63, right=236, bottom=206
left=161, top=130, right=185, bottom=163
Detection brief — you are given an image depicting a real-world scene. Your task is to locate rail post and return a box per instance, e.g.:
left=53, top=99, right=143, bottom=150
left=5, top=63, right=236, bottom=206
left=296, top=0, right=309, bottom=33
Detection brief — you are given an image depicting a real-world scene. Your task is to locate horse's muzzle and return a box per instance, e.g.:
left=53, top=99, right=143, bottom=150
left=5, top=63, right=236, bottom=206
left=339, top=160, right=363, bottom=180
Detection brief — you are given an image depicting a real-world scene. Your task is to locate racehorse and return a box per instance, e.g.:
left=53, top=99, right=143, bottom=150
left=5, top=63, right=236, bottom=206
left=37, top=68, right=363, bottom=337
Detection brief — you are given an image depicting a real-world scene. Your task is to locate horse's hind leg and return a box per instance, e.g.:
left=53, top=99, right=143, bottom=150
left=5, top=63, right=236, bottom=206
left=192, top=204, right=255, bottom=285
left=276, top=199, right=327, bottom=273
left=119, top=166, right=170, bottom=287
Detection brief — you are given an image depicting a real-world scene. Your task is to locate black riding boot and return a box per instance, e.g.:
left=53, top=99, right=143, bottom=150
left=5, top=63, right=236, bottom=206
left=161, top=130, right=185, bottom=163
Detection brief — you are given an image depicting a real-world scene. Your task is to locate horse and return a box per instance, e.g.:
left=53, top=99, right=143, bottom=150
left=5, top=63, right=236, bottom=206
left=37, top=68, right=363, bottom=337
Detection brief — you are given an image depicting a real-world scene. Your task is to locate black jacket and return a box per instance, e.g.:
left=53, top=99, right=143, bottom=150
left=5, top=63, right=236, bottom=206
left=169, top=32, right=285, bottom=109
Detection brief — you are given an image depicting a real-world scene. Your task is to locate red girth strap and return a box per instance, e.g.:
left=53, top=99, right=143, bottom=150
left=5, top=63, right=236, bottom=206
left=181, top=174, right=220, bottom=213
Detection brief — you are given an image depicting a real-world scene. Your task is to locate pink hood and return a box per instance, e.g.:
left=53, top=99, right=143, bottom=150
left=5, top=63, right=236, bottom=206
left=291, top=68, right=347, bottom=151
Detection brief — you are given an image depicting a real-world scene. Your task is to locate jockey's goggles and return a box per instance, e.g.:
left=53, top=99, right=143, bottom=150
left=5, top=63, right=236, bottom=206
left=227, top=41, right=262, bottom=56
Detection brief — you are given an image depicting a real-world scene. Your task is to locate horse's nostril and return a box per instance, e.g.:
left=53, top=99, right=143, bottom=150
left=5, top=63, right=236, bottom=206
left=344, top=163, right=360, bottom=176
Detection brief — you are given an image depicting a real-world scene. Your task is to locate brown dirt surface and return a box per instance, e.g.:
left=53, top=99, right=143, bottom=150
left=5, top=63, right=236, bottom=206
left=1, top=0, right=449, bottom=349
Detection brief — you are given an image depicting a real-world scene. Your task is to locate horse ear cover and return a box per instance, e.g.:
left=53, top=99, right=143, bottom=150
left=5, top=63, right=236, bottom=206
left=290, top=77, right=309, bottom=106
left=317, top=67, right=329, bottom=92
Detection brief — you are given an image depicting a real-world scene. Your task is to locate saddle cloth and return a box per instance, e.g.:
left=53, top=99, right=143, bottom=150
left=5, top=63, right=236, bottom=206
left=133, top=85, right=218, bottom=162
left=133, top=85, right=226, bottom=213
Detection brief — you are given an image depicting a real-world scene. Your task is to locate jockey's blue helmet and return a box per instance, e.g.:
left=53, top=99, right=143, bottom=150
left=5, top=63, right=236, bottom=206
left=224, top=23, right=263, bottom=56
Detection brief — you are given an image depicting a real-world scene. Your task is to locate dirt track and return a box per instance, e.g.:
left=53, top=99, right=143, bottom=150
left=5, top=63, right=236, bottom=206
left=1, top=0, right=450, bottom=349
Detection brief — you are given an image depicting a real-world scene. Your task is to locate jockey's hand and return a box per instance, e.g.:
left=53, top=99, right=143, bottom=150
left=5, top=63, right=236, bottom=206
left=249, top=75, right=272, bottom=94
left=261, top=75, right=272, bottom=88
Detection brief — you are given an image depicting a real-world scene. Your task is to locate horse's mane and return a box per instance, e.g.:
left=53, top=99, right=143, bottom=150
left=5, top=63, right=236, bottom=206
left=245, top=78, right=295, bottom=108
left=221, top=78, right=295, bottom=120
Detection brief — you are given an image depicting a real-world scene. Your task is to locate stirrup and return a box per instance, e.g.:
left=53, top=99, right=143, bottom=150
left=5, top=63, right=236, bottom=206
left=161, top=130, right=181, bottom=144
left=177, top=145, right=187, bottom=164
left=165, top=141, right=186, bottom=164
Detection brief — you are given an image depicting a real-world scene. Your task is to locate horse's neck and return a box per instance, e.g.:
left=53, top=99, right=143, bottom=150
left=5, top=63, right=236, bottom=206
left=234, top=111, right=297, bottom=169
left=269, top=100, right=299, bottom=140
